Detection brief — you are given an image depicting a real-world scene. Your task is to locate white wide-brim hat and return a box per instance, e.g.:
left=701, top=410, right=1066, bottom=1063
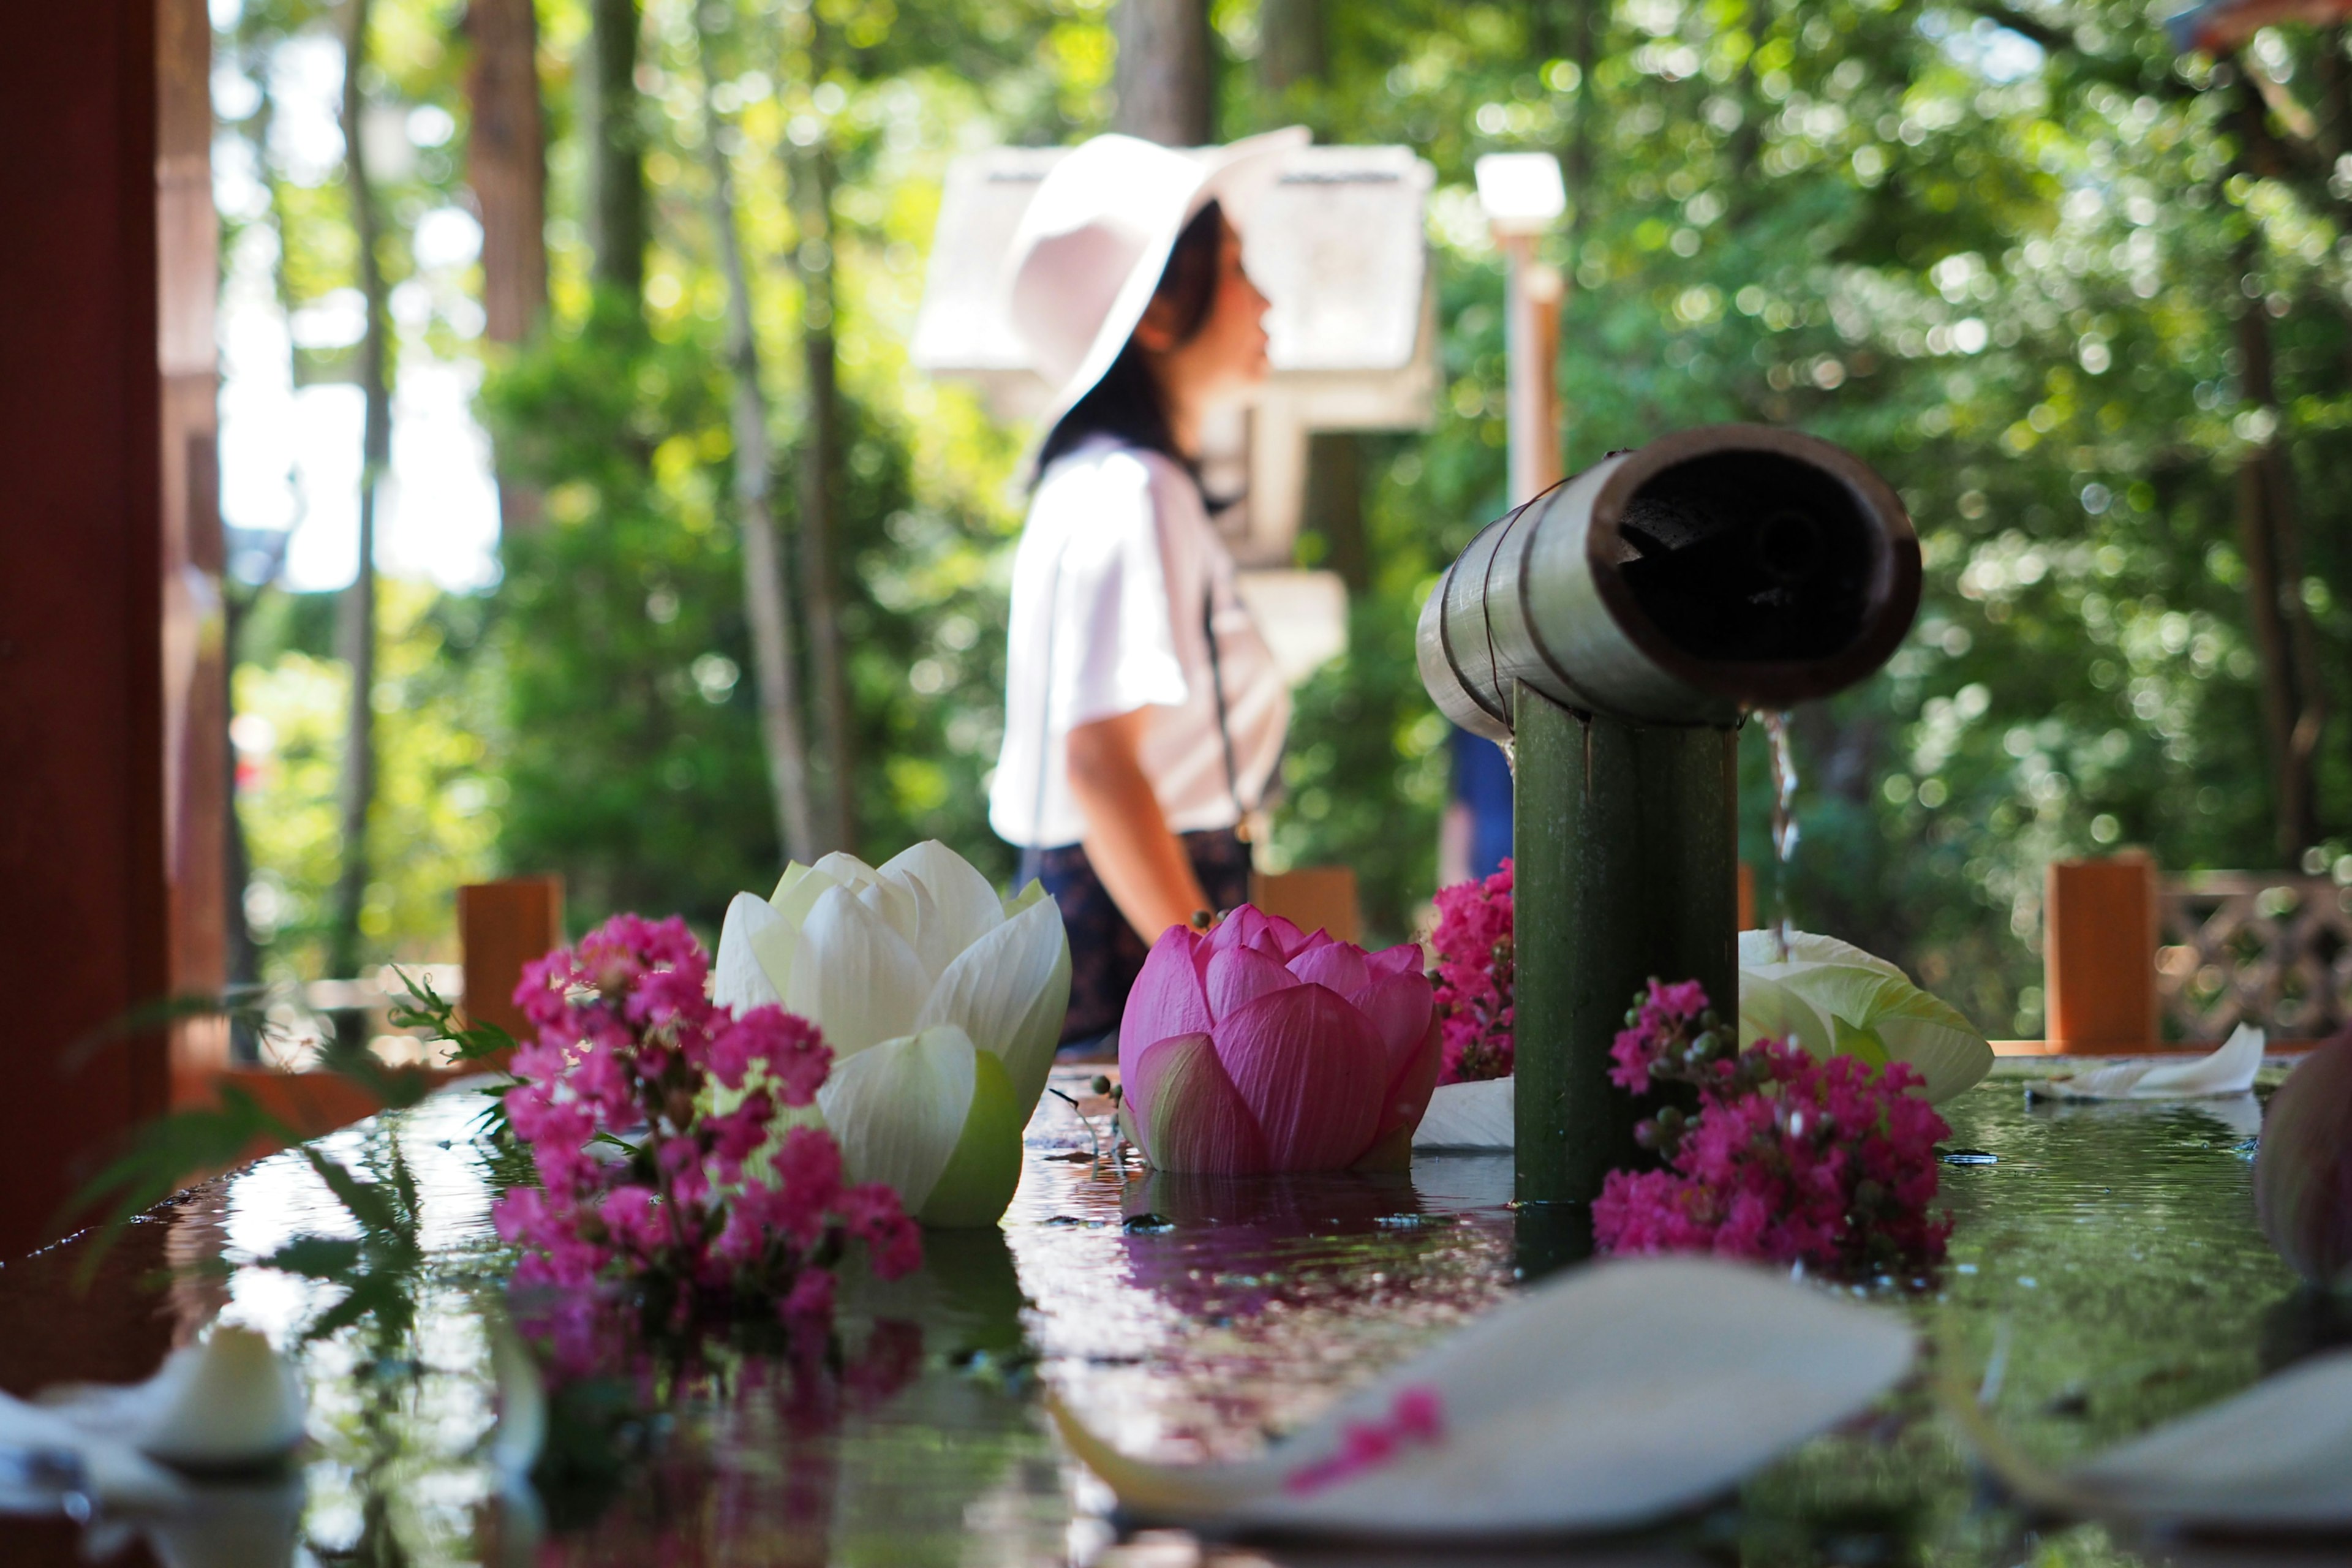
left=1006, top=126, right=1309, bottom=440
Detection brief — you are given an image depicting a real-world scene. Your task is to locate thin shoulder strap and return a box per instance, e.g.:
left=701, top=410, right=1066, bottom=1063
left=1030, top=535, right=1071, bottom=848
left=1202, top=575, right=1245, bottom=824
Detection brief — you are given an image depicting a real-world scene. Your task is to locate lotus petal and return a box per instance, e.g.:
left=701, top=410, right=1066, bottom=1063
left=2062, top=1351, right=2352, bottom=1528
left=786, top=883, right=927, bottom=1056
left=1049, top=1256, right=1915, bottom=1538
left=0, top=1388, right=185, bottom=1508
left=817, top=1026, right=978, bottom=1213
left=914, top=1047, right=1026, bottom=1228
left=853, top=873, right=922, bottom=950
left=809, top=850, right=882, bottom=892
left=883, top=840, right=1006, bottom=973
left=1412, top=1076, right=1517, bottom=1151
left=1207, top=944, right=1299, bottom=1022
left=38, top=1326, right=304, bottom=1474
left=1948, top=1347, right=2352, bottom=1532
left=1287, top=940, right=1368, bottom=997
left=1739, top=931, right=1991, bottom=1104
left=1371, top=1008, right=1444, bottom=1152
left=1212, top=985, right=1384, bottom=1170
left=1354, top=971, right=1438, bottom=1077
left=1736, top=970, right=1833, bottom=1057
left=1127, top=1031, right=1271, bottom=1174
left=2046, top=1023, right=2266, bottom=1102
left=916, top=893, right=1070, bottom=1115
left=1738, top=928, right=1905, bottom=977
left=713, top=892, right=792, bottom=1012
left=2256, top=1027, right=2352, bottom=1289
left=769, top=861, right=832, bottom=929
left=1122, top=929, right=1216, bottom=1099
left=1365, top=942, right=1424, bottom=982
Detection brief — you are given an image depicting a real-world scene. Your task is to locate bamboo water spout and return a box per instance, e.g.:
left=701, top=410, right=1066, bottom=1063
left=1416, top=424, right=1920, bottom=1223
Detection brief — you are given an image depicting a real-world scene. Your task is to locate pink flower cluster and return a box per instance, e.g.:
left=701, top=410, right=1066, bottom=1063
left=1593, top=978, right=1951, bottom=1275
left=1429, top=860, right=1513, bottom=1084
left=492, top=913, right=921, bottom=1332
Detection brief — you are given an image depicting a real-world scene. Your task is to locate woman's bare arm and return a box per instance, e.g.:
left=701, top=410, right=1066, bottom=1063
left=1066, top=707, right=1213, bottom=943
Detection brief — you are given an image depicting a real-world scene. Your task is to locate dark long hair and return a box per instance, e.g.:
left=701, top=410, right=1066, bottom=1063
left=1033, top=200, right=1225, bottom=480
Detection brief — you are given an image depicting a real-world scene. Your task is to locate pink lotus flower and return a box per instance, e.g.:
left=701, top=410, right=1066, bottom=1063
left=1117, top=907, right=1442, bottom=1174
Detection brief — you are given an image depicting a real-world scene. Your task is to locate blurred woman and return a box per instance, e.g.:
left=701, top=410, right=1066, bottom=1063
left=990, top=130, right=1305, bottom=1050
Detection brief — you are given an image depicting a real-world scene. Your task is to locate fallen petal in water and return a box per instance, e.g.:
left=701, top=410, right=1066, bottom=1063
left=1953, top=1349, right=2352, bottom=1531
left=2038, top=1023, right=2265, bottom=1102
left=1048, top=1256, right=1915, bottom=1539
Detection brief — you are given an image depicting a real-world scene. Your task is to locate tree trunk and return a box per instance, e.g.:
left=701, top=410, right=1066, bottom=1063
left=1303, top=432, right=1367, bottom=593
left=330, top=0, right=390, bottom=1041
left=695, top=10, right=818, bottom=864
left=464, top=0, right=546, bottom=342
left=583, top=0, right=647, bottom=298
left=1113, top=0, right=1213, bottom=145
left=1257, top=0, right=1322, bottom=107
left=2231, top=251, right=2326, bottom=861
left=784, top=21, right=856, bottom=854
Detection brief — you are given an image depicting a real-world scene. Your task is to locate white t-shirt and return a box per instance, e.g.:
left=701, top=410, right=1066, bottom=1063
left=989, top=439, right=1290, bottom=851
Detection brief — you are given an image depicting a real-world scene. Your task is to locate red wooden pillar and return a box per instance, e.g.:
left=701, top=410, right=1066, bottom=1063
left=2045, top=853, right=2162, bottom=1052
left=459, top=877, right=567, bottom=1047
left=0, top=0, right=221, bottom=1256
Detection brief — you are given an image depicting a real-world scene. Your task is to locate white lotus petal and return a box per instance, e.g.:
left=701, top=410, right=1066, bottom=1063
left=1737, top=970, right=1834, bottom=1058
left=1412, top=1077, right=1516, bottom=1151
left=770, top=861, right=832, bottom=932
left=810, top=850, right=882, bottom=891
left=786, top=883, right=927, bottom=1055
left=714, top=892, right=791, bottom=1011
left=1051, top=1256, right=1914, bottom=1537
left=1002, top=931, right=1074, bottom=1115
left=37, top=1326, right=304, bottom=1476
left=853, top=875, right=922, bottom=949
left=1738, top=932, right=1992, bottom=1105
left=1969, top=1349, right=2352, bottom=1530
left=883, top=840, right=1007, bottom=971
left=2045, top=1023, right=2266, bottom=1102
left=817, top=1026, right=979, bottom=1213
left=0, top=1388, right=185, bottom=1508
left=916, top=894, right=1069, bottom=1114
left=1005, top=876, right=1052, bottom=917
left=1738, top=928, right=1905, bottom=979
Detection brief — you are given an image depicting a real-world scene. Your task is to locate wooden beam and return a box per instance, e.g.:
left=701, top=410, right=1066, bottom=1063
left=0, top=0, right=221, bottom=1258
left=2045, top=853, right=2163, bottom=1052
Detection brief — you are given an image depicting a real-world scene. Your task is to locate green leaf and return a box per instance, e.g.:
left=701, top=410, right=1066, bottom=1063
left=261, top=1236, right=364, bottom=1280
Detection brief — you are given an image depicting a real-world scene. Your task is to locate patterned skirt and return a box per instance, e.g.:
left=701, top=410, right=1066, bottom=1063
left=1017, top=828, right=1252, bottom=1050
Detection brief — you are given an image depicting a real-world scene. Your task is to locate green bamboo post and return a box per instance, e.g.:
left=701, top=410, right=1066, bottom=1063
left=1512, top=680, right=1738, bottom=1216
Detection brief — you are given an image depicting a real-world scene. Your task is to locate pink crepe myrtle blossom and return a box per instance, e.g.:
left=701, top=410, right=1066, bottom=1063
left=1117, top=907, right=1443, bottom=1174
left=1593, top=977, right=1951, bottom=1276
left=493, top=913, right=919, bottom=1338
left=1429, top=861, right=1514, bottom=1084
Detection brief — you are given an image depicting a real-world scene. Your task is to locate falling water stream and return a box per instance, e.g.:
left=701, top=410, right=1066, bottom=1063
left=1760, top=707, right=1800, bottom=961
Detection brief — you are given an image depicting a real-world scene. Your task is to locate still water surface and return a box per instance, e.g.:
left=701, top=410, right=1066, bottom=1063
left=0, top=1059, right=2322, bottom=1567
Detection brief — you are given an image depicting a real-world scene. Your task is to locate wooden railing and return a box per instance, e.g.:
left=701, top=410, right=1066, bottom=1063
left=2157, top=873, right=2352, bottom=1042
left=172, top=878, right=563, bottom=1145
left=2043, top=854, right=2348, bottom=1050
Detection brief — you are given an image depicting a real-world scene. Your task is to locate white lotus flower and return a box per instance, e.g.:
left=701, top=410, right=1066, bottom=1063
left=1738, top=930, right=1992, bottom=1105
left=714, top=842, right=1071, bottom=1227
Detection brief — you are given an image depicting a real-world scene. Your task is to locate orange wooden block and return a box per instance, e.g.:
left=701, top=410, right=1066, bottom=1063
left=2045, top=854, right=2160, bottom=1052
left=458, top=877, right=565, bottom=1048
left=1251, top=866, right=1362, bottom=946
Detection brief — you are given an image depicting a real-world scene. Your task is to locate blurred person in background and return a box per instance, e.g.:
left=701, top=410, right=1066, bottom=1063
left=1439, top=726, right=1512, bottom=889
left=989, top=129, right=1307, bottom=1054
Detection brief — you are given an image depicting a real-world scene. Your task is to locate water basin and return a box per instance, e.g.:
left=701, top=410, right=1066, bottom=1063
left=0, top=1058, right=2321, bottom=1566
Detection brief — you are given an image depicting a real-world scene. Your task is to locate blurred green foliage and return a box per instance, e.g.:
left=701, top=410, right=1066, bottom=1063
left=221, top=0, right=2352, bottom=1039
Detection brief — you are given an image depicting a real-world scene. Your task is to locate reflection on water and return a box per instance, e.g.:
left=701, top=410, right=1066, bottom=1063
left=0, top=1060, right=2322, bottom=1566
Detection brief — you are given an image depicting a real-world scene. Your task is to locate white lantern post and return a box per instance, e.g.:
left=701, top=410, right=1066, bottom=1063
left=1474, top=153, right=1568, bottom=505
